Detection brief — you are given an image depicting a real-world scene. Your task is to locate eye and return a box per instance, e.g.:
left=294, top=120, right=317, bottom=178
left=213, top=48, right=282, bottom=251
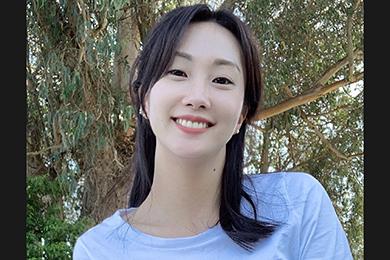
left=167, top=69, right=187, bottom=77
left=213, top=77, right=233, bottom=85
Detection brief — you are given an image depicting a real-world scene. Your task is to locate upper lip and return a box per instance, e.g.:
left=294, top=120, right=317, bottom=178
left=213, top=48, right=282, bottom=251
left=172, top=115, right=215, bottom=126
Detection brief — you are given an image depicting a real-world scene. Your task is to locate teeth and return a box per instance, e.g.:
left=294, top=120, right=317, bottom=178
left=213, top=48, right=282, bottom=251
left=176, top=118, right=208, bottom=129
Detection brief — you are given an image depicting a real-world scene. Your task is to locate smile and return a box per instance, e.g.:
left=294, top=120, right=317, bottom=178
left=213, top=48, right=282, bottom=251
left=171, top=115, right=215, bottom=134
left=175, top=118, right=208, bottom=129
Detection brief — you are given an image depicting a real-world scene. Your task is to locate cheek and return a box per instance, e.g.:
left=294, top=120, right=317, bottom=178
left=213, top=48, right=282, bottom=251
left=146, top=81, right=180, bottom=119
left=219, top=93, right=245, bottom=123
left=146, top=83, right=165, bottom=114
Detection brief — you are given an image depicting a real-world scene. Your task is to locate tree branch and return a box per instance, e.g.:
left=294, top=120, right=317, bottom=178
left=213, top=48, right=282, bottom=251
left=313, top=49, right=362, bottom=87
left=255, top=70, right=363, bottom=121
left=305, top=103, right=359, bottom=118
left=220, top=0, right=236, bottom=10
left=260, top=122, right=271, bottom=173
left=283, top=86, right=359, bottom=161
left=346, top=0, right=361, bottom=81
left=286, top=154, right=326, bottom=172
left=27, top=145, right=63, bottom=156
left=346, top=12, right=354, bottom=81
left=300, top=110, right=350, bottom=161
left=90, top=1, right=108, bottom=38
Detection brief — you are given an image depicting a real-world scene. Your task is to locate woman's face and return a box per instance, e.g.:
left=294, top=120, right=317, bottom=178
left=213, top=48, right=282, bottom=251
left=145, top=21, right=245, bottom=159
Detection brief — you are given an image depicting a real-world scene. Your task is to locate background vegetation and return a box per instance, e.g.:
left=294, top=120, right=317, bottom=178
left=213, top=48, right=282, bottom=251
left=26, top=0, right=363, bottom=258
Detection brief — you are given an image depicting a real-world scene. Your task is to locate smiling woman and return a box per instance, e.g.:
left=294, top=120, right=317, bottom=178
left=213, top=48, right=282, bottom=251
left=73, top=4, right=353, bottom=259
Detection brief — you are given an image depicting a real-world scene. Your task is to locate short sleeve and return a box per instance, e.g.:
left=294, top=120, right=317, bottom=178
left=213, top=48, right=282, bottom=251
left=289, top=174, right=353, bottom=260
left=73, top=237, right=90, bottom=260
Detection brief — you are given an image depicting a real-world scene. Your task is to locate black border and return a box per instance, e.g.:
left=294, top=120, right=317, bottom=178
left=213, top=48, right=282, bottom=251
left=364, top=0, right=384, bottom=258
left=1, top=1, right=27, bottom=259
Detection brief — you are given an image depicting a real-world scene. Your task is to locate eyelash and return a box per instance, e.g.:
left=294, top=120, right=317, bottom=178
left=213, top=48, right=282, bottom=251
left=167, top=69, right=234, bottom=85
left=168, top=69, right=187, bottom=77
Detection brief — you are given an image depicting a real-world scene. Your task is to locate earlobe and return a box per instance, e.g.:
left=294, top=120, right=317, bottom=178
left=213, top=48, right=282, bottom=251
left=138, top=103, right=149, bottom=120
left=143, top=93, right=151, bottom=118
left=139, top=106, right=148, bottom=119
left=238, top=107, right=247, bottom=125
left=234, top=117, right=243, bottom=134
left=144, top=102, right=149, bottom=117
left=235, top=108, right=247, bottom=134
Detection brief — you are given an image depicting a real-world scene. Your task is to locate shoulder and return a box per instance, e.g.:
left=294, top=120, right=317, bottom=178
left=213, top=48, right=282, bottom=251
left=76, top=209, right=124, bottom=240
left=244, top=171, right=324, bottom=199
left=244, top=173, right=352, bottom=259
left=244, top=171, right=340, bottom=227
left=257, top=173, right=353, bottom=259
left=73, top=209, right=128, bottom=259
left=242, top=172, right=329, bottom=220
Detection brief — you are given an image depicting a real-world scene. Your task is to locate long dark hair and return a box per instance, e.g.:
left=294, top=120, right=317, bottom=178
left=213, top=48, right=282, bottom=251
left=128, top=4, right=278, bottom=252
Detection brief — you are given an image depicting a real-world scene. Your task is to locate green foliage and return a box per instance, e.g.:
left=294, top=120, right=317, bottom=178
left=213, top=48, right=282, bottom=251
left=26, top=0, right=135, bottom=200
left=27, top=174, right=95, bottom=259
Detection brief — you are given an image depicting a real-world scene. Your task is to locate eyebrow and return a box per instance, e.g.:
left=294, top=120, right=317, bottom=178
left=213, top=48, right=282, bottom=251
left=175, top=51, right=241, bottom=73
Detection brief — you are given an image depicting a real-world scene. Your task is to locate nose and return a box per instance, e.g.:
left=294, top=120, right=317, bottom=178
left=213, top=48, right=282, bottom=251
left=181, top=80, right=211, bottom=110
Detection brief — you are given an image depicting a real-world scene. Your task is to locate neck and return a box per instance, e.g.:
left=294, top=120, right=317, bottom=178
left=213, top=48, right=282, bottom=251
left=132, top=143, right=226, bottom=233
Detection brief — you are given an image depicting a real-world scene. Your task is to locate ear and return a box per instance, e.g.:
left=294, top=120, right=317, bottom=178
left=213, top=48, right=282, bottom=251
left=143, top=91, right=151, bottom=117
left=235, top=106, right=248, bottom=133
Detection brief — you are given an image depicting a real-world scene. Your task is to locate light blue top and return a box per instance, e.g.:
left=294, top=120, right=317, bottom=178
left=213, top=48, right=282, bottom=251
left=73, top=172, right=353, bottom=259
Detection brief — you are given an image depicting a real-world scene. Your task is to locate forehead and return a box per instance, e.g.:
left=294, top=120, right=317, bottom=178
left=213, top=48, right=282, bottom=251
left=175, top=22, right=244, bottom=70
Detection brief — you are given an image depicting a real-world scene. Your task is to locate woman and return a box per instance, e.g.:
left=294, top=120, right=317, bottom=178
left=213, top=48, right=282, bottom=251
left=73, top=4, right=353, bottom=259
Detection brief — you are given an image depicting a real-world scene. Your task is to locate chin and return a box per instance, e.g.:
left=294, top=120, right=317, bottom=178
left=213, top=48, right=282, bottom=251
left=171, top=148, right=209, bottom=159
left=169, top=143, right=225, bottom=161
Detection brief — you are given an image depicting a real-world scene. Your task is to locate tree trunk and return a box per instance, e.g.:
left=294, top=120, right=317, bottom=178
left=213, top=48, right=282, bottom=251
left=83, top=5, right=141, bottom=222
left=112, top=6, right=140, bottom=102
left=260, top=121, right=271, bottom=173
left=82, top=144, right=134, bottom=222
